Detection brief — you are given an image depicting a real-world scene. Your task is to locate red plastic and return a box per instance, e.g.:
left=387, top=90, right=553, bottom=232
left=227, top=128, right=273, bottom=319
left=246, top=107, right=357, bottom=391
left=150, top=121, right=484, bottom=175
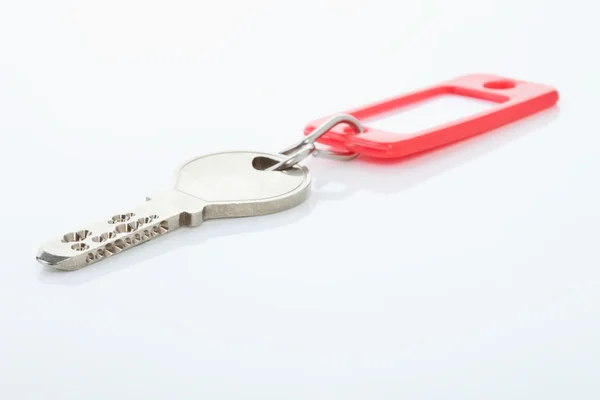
left=304, top=74, right=559, bottom=158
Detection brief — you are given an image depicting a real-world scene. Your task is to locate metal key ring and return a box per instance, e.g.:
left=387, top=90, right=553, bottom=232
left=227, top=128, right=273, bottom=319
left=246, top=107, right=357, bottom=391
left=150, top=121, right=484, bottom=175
left=266, top=114, right=364, bottom=171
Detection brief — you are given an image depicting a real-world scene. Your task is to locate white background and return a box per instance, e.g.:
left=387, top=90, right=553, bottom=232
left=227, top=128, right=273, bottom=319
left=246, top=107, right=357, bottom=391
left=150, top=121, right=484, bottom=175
left=1, top=0, right=598, bottom=398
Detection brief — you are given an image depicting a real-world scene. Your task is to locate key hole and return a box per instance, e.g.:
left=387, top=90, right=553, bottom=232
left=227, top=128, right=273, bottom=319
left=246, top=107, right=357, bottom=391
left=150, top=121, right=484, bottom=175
left=252, top=156, right=279, bottom=171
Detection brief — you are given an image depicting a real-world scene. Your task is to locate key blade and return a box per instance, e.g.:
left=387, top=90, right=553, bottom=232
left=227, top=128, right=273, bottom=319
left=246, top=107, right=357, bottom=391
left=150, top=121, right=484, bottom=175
left=36, top=194, right=200, bottom=271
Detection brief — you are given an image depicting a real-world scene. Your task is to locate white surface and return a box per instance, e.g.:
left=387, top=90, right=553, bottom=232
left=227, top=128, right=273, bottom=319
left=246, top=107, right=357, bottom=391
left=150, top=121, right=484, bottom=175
left=1, top=0, right=598, bottom=398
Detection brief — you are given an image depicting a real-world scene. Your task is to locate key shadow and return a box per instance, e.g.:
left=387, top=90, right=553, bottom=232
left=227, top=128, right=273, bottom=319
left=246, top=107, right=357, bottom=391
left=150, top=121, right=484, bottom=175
left=38, top=108, right=559, bottom=285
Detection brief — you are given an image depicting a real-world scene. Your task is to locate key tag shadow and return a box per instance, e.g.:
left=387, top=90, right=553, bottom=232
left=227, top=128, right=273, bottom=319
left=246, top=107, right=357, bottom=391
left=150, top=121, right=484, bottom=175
left=38, top=108, right=559, bottom=285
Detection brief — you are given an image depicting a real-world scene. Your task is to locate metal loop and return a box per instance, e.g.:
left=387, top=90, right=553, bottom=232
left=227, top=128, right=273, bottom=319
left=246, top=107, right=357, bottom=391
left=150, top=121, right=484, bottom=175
left=266, top=114, right=364, bottom=171
left=268, top=143, right=315, bottom=172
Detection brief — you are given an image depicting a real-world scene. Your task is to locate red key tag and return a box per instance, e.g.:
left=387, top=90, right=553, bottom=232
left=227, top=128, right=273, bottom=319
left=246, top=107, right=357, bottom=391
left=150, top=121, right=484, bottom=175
left=304, top=74, right=559, bottom=159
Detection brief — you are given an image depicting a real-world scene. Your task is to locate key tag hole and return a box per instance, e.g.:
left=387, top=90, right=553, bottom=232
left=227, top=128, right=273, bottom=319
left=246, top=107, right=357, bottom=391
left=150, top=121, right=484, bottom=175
left=483, top=80, right=516, bottom=89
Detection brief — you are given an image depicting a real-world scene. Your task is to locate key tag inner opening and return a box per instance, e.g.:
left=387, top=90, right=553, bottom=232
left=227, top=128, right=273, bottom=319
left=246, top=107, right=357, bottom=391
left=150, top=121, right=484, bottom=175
left=303, top=74, right=559, bottom=159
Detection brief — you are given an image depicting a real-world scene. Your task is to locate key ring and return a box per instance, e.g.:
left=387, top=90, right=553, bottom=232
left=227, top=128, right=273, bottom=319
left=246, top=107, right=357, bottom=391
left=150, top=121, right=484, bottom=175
left=266, top=114, right=364, bottom=171
left=36, top=74, right=559, bottom=270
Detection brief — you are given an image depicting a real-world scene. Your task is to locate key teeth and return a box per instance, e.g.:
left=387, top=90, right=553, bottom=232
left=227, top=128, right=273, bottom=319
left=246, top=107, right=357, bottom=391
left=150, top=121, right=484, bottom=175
left=38, top=218, right=172, bottom=270
left=114, top=238, right=127, bottom=251
left=93, top=220, right=170, bottom=260
left=104, top=243, right=116, bottom=256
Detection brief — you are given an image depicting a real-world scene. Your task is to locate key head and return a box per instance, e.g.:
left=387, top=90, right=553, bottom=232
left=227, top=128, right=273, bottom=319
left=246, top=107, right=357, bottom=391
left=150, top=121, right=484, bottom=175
left=170, top=151, right=311, bottom=220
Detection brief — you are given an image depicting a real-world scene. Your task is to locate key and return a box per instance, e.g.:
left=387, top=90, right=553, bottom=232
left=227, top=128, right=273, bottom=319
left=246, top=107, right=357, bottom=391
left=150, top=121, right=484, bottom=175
left=36, top=151, right=311, bottom=270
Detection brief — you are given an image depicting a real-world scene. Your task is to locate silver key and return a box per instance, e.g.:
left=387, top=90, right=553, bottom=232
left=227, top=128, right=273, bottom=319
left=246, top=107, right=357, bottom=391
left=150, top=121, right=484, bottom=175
left=36, top=151, right=311, bottom=270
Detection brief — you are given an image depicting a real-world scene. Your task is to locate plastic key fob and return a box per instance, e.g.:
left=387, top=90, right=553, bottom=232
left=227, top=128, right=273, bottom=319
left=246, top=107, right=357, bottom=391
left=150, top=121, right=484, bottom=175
left=304, top=74, right=559, bottom=159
